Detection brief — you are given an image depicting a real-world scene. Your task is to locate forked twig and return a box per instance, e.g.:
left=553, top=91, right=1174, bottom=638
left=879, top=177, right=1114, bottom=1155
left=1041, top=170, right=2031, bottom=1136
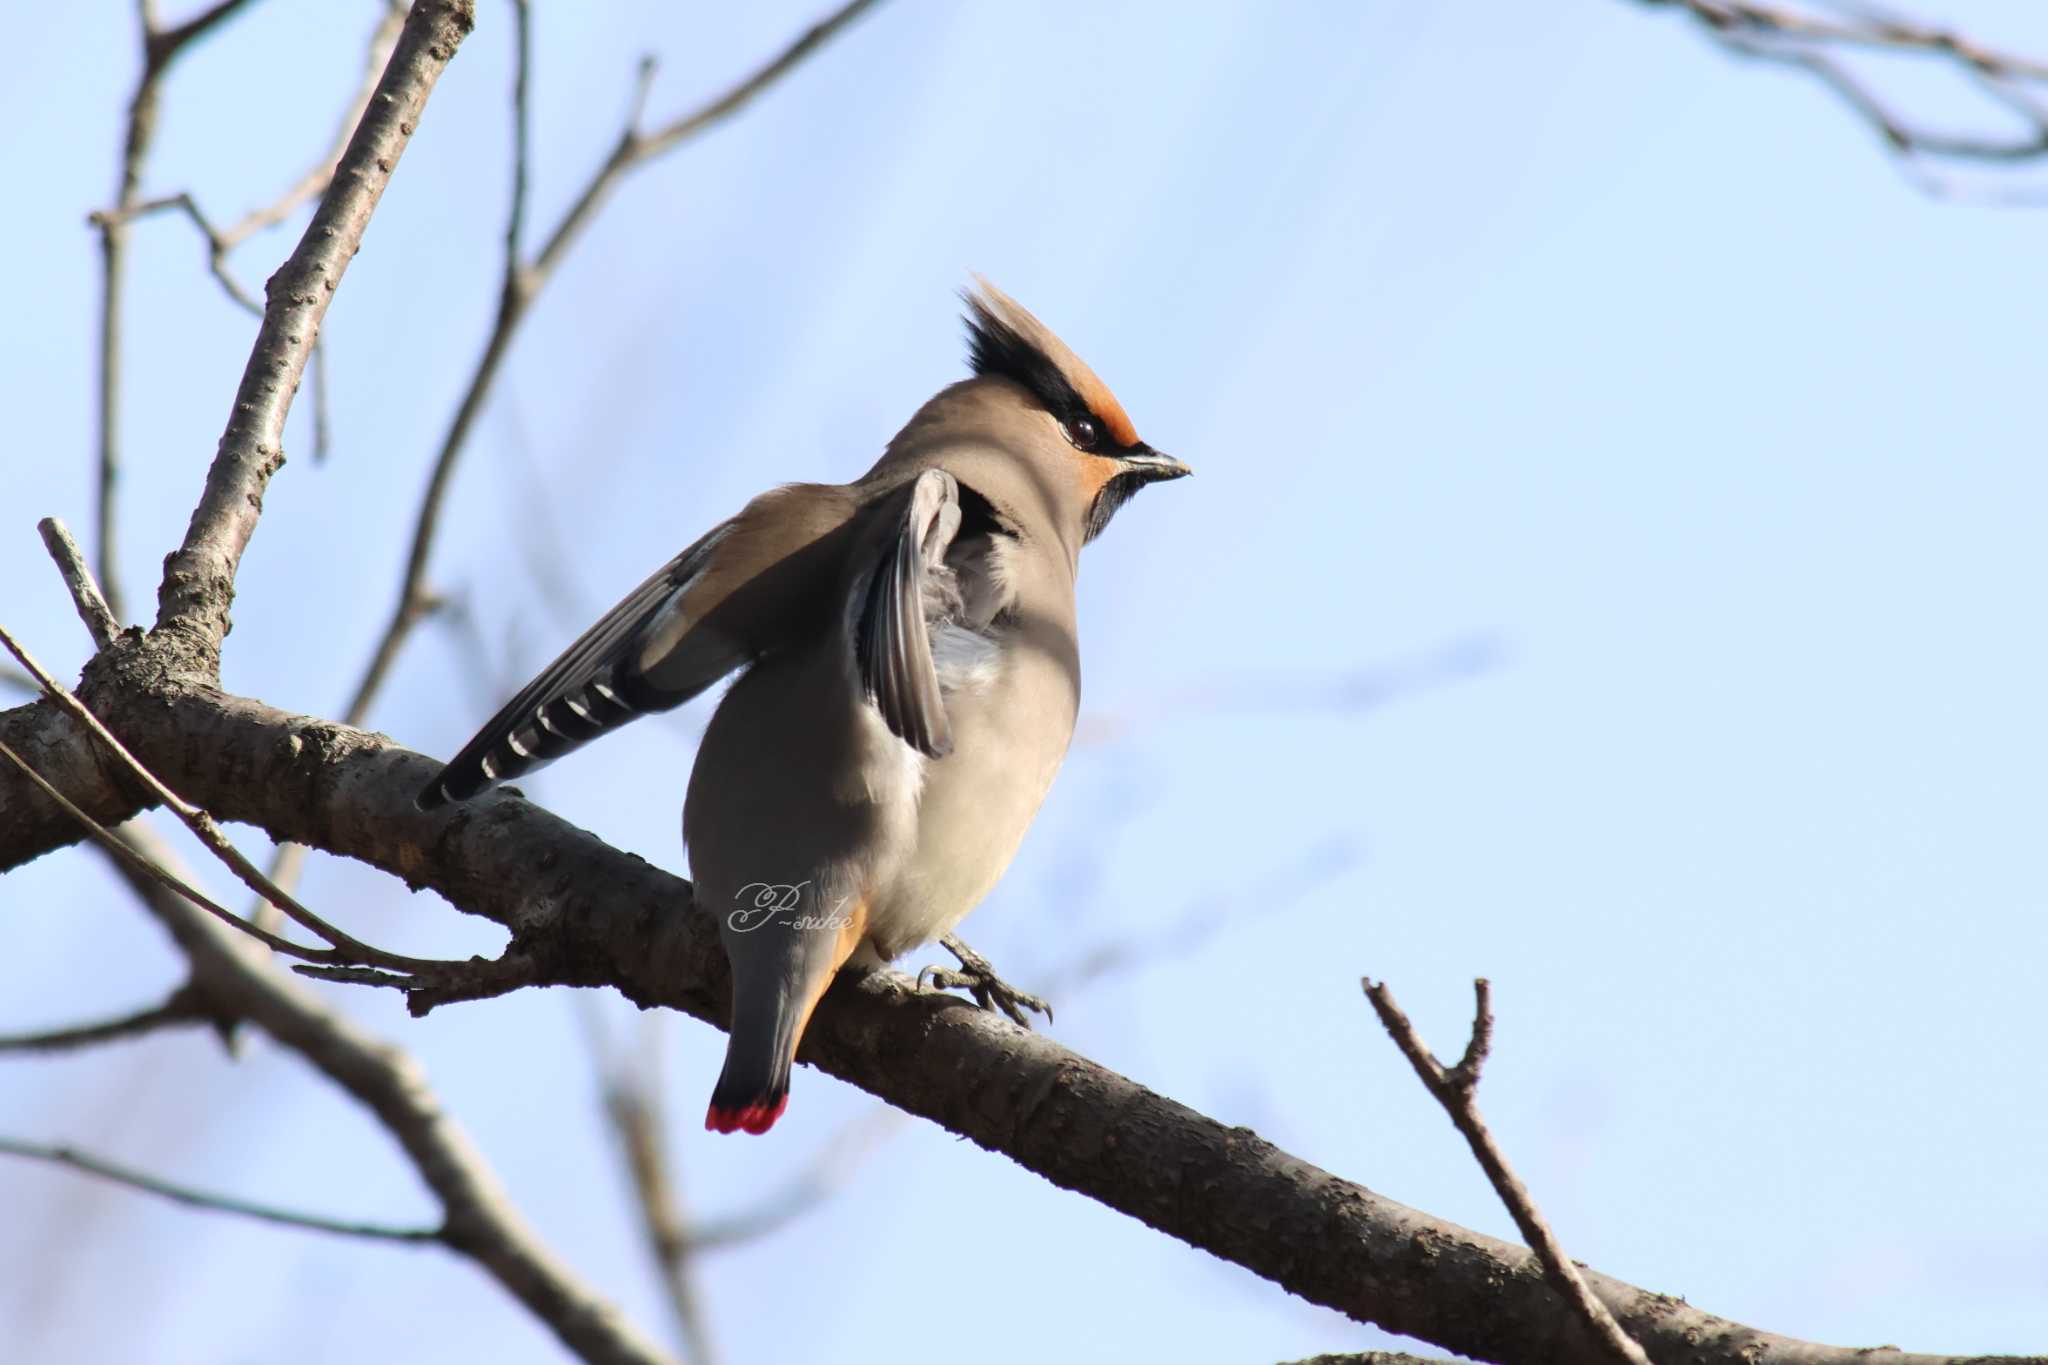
left=1363, top=978, right=1651, bottom=1365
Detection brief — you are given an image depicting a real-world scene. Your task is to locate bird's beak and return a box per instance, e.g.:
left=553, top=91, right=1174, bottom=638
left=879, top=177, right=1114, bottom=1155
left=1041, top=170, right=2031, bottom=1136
left=1118, top=447, right=1192, bottom=482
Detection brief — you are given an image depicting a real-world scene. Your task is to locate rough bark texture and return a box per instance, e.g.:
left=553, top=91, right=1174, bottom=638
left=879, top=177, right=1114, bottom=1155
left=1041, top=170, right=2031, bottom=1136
left=0, top=653, right=2031, bottom=1365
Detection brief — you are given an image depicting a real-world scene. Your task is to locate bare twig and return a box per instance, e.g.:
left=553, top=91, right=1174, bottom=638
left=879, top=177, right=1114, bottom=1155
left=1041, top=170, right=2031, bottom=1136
left=154, top=0, right=476, bottom=663
left=89, top=192, right=261, bottom=313
left=344, top=0, right=885, bottom=726
left=0, top=731, right=364, bottom=966
left=109, top=823, right=673, bottom=1365
left=1362, top=979, right=1651, bottom=1365
left=94, top=0, right=263, bottom=627
left=685, top=1105, right=902, bottom=1251
left=0, top=705, right=529, bottom=1011
left=215, top=0, right=408, bottom=252
left=0, top=985, right=215, bottom=1054
left=1046, top=835, right=1358, bottom=995
left=526, top=0, right=882, bottom=283
left=1640, top=0, right=2048, bottom=189
left=37, top=518, right=121, bottom=650
left=1647, top=0, right=2048, bottom=80
left=589, top=1015, right=720, bottom=1365
left=583, top=1006, right=901, bottom=1362
left=310, top=311, right=333, bottom=464
left=0, top=1136, right=440, bottom=1242
left=0, top=623, right=449, bottom=975
left=91, top=3, right=404, bottom=473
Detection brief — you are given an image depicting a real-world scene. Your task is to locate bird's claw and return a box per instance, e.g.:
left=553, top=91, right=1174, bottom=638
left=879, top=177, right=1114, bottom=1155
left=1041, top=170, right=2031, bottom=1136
left=916, top=935, right=1053, bottom=1028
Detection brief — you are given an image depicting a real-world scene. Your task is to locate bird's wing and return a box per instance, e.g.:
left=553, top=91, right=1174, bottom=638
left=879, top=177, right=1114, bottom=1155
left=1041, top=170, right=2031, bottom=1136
left=419, top=483, right=859, bottom=808
left=853, top=468, right=961, bottom=760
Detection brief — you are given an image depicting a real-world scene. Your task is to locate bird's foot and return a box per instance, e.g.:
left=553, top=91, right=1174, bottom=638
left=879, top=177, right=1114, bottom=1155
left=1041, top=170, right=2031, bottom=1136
left=916, top=934, right=1053, bottom=1028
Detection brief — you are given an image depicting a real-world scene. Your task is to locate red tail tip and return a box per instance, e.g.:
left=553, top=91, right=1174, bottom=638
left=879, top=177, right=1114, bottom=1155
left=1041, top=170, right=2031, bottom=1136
left=705, top=1095, right=788, bottom=1135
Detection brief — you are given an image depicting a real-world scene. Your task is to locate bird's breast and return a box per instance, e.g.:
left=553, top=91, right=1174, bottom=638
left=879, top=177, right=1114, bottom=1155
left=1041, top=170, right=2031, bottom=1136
left=862, top=615, right=1078, bottom=958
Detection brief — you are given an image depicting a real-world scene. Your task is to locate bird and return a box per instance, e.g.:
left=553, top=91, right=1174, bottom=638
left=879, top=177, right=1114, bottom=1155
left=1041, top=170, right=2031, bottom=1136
left=417, top=281, right=1190, bottom=1134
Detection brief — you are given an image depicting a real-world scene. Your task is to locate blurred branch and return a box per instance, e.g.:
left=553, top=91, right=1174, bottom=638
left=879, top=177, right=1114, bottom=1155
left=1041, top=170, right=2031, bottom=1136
left=1363, top=979, right=1649, bottom=1365
left=584, top=1008, right=901, bottom=1362
left=92, top=192, right=261, bottom=312
left=92, top=822, right=674, bottom=1365
left=90, top=1, right=403, bottom=469
left=0, top=985, right=217, bottom=1055
left=1044, top=835, right=1359, bottom=996
left=1640, top=0, right=2048, bottom=191
left=0, top=1137, right=439, bottom=1243
left=344, top=0, right=886, bottom=727
left=1075, top=632, right=1505, bottom=750
left=216, top=0, right=409, bottom=252
left=588, top=1014, right=721, bottom=1365
left=94, top=0, right=263, bottom=626
left=684, top=1106, right=901, bottom=1251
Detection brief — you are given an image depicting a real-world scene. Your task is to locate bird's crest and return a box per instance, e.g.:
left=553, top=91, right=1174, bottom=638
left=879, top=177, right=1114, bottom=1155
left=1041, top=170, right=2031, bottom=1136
left=963, top=279, right=1138, bottom=449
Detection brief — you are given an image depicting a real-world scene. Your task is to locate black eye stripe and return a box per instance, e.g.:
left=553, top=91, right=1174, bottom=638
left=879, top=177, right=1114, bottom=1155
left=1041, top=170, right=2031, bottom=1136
left=965, top=296, right=1133, bottom=452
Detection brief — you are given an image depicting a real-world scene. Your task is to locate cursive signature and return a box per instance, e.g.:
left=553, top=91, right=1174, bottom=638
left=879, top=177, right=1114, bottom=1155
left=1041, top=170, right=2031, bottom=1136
left=728, top=881, right=856, bottom=934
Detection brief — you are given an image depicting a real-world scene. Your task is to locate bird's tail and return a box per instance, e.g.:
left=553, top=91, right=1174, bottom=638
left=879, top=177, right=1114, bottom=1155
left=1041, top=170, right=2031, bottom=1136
left=705, top=980, right=803, bottom=1135
left=705, top=890, right=868, bottom=1135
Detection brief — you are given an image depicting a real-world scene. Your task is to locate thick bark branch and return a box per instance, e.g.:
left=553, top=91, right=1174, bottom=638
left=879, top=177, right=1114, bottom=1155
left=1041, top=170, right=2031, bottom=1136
left=0, top=666, right=2026, bottom=1365
left=153, top=0, right=476, bottom=664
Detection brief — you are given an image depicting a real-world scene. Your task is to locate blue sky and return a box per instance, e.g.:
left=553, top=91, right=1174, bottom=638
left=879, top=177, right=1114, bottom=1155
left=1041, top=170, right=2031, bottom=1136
left=3, top=2, right=2045, bottom=1361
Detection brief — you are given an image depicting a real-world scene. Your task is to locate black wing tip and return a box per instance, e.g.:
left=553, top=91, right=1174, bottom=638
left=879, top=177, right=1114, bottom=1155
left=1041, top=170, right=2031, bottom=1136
left=414, top=771, right=479, bottom=812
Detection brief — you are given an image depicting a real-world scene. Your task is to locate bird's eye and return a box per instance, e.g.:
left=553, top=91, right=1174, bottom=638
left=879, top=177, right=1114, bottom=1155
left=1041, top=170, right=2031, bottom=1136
left=1065, top=415, right=1101, bottom=451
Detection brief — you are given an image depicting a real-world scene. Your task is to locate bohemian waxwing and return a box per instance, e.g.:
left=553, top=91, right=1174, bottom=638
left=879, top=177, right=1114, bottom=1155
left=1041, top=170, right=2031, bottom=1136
left=418, top=281, right=1190, bottom=1133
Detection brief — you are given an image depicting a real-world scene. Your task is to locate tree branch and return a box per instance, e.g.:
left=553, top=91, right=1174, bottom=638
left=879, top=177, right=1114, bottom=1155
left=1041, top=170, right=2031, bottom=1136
left=1364, top=979, right=1649, bottom=1365
left=0, top=1136, right=440, bottom=1242
left=38, top=518, right=121, bottom=651
left=0, top=673, right=2023, bottom=1365
left=1639, top=0, right=2048, bottom=189
left=0, top=624, right=455, bottom=976
left=94, top=0, right=264, bottom=627
left=153, top=0, right=476, bottom=666
left=591, top=1025, right=722, bottom=1365
left=215, top=0, right=409, bottom=253
left=0, top=985, right=216, bottom=1055
left=84, top=812, right=673, bottom=1365
left=90, top=192, right=264, bottom=312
